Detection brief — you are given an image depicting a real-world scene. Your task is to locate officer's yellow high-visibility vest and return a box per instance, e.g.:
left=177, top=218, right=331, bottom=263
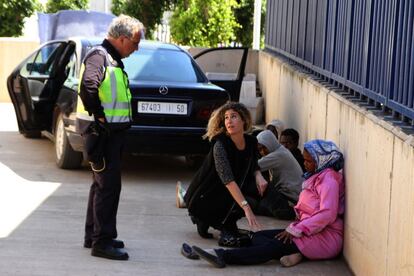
left=76, top=46, right=132, bottom=124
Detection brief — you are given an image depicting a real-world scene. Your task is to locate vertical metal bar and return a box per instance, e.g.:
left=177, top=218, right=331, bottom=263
left=378, top=0, right=386, bottom=95
left=292, top=0, right=299, bottom=55
left=298, top=0, right=307, bottom=60
left=377, top=1, right=390, bottom=98
left=384, top=0, right=397, bottom=105
left=286, top=0, right=293, bottom=53
left=315, top=0, right=321, bottom=66
left=404, top=1, right=414, bottom=108
left=369, top=1, right=379, bottom=91
left=315, top=0, right=328, bottom=67
left=362, top=0, right=372, bottom=90
left=264, top=0, right=271, bottom=46
left=329, top=0, right=338, bottom=73
left=344, top=0, right=354, bottom=80
left=273, top=0, right=278, bottom=48
left=402, top=0, right=413, bottom=104
left=393, top=0, right=402, bottom=102
left=282, top=0, right=288, bottom=51
left=321, top=0, right=329, bottom=68
left=349, top=0, right=356, bottom=82
left=269, top=0, right=274, bottom=48
left=354, top=0, right=364, bottom=84
left=337, top=0, right=346, bottom=76
left=397, top=0, right=408, bottom=103
left=280, top=0, right=285, bottom=50
left=377, top=0, right=385, bottom=94
left=334, top=0, right=342, bottom=74
left=310, top=0, right=317, bottom=64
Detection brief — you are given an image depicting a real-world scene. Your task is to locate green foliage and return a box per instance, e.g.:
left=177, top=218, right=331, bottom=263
left=111, top=0, right=176, bottom=38
left=234, top=0, right=266, bottom=47
left=0, top=0, right=39, bottom=37
left=170, top=0, right=240, bottom=47
left=45, top=0, right=89, bottom=13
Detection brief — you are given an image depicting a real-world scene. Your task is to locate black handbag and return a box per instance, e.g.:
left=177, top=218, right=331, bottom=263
left=218, top=228, right=254, bottom=248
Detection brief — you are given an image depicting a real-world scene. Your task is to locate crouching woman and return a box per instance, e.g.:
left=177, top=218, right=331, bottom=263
left=184, top=102, right=267, bottom=243
left=188, top=139, right=345, bottom=268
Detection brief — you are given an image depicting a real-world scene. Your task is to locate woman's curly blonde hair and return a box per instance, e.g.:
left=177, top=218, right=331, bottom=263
left=203, top=102, right=252, bottom=141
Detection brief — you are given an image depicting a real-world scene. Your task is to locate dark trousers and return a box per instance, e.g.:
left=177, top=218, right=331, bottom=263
left=84, top=130, right=125, bottom=247
left=216, top=229, right=300, bottom=265
left=255, top=188, right=296, bottom=220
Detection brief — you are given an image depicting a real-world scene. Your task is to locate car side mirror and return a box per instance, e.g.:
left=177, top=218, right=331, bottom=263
left=26, top=62, right=47, bottom=74
left=26, top=62, right=37, bottom=72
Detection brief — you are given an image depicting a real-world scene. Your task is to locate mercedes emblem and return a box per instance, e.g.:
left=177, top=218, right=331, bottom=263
left=159, top=86, right=168, bottom=95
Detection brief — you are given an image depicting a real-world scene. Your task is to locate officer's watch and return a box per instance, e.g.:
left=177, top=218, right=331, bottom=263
left=241, top=200, right=249, bottom=208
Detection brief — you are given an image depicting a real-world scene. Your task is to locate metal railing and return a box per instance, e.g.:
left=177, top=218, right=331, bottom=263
left=265, top=0, right=414, bottom=125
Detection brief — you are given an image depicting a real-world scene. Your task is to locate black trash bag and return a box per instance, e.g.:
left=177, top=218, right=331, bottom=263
left=84, top=122, right=108, bottom=172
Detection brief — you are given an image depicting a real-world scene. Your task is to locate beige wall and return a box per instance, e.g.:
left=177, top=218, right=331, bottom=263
left=258, top=51, right=414, bottom=275
left=0, top=38, right=39, bottom=102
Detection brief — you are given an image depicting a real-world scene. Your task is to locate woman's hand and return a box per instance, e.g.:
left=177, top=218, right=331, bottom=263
left=224, top=181, right=262, bottom=231
left=275, top=230, right=293, bottom=244
left=244, top=206, right=262, bottom=231
left=255, top=171, right=268, bottom=196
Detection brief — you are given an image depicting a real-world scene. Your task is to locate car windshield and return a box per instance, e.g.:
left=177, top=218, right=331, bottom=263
left=124, top=48, right=201, bottom=82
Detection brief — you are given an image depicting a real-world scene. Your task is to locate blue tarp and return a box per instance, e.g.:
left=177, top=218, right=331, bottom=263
left=38, top=10, right=115, bottom=43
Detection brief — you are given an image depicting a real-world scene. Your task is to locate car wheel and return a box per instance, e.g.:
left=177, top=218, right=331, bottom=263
left=55, top=113, right=82, bottom=169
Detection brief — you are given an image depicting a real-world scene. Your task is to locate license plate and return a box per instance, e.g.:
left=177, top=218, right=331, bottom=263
left=137, top=101, right=188, bottom=115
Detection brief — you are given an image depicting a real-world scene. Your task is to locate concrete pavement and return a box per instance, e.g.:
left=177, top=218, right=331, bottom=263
left=0, top=103, right=352, bottom=275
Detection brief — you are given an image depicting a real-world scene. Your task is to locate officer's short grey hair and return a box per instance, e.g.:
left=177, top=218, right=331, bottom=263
left=108, top=14, right=145, bottom=39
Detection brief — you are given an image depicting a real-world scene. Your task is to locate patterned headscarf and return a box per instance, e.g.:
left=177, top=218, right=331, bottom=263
left=303, top=139, right=344, bottom=179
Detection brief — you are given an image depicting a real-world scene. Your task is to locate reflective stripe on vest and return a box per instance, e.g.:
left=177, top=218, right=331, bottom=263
left=76, top=47, right=132, bottom=124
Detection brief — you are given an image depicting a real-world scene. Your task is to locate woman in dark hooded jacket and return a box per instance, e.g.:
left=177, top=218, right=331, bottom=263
left=184, top=102, right=267, bottom=244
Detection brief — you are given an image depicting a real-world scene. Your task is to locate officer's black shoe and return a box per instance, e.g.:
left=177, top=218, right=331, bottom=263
left=84, top=239, right=125, bottom=249
left=91, top=245, right=129, bottom=261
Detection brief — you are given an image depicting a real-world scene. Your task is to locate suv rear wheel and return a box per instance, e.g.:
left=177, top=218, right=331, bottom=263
left=55, top=113, right=82, bottom=169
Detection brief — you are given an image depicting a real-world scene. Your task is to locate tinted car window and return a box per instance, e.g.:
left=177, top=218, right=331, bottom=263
left=20, top=52, right=37, bottom=77
left=124, top=48, right=201, bottom=82
left=20, top=43, right=63, bottom=78
left=63, top=53, right=78, bottom=89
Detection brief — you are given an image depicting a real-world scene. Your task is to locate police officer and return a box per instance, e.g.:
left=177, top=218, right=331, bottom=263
left=76, top=15, right=144, bottom=260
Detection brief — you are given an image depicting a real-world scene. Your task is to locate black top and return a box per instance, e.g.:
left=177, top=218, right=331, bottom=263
left=184, top=133, right=259, bottom=228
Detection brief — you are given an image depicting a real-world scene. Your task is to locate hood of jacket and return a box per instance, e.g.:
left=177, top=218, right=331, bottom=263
left=257, top=130, right=281, bottom=153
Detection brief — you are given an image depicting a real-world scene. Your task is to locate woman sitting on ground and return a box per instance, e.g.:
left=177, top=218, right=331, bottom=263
left=184, top=102, right=267, bottom=245
left=186, top=139, right=345, bottom=268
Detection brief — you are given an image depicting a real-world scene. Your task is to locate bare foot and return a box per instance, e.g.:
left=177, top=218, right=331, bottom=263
left=280, top=253, right=303, bottom=267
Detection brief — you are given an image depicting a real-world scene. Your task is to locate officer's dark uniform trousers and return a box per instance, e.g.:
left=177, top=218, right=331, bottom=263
left=85, top=129, right=126, bottom=247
